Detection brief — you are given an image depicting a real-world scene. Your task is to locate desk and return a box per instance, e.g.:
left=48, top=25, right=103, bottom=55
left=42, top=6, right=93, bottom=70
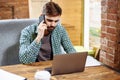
left=0, top=61, right=120, bottom=80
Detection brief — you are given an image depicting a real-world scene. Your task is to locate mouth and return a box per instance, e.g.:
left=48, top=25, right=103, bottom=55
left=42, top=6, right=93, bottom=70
left=47, top=28, right=54, bottom=32
left=47, top=26, right=55, bottom=32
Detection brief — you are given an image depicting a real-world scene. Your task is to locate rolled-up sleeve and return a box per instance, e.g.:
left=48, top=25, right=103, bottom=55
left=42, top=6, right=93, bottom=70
left=19, top=26, right=41, bottom=64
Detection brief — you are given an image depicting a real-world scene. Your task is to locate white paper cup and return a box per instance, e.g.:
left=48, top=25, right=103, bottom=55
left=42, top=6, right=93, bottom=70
left=34, top=70, right=51, bottom=80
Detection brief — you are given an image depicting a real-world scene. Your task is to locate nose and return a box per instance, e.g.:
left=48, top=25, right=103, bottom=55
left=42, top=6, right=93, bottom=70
left=51, top=21, right=56, bottom=26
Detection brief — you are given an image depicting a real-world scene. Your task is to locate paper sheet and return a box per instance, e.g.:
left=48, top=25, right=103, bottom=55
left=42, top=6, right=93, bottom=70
left=85, top=56, right=101, bottom=67
left=0, top=69, right=26, bottom=80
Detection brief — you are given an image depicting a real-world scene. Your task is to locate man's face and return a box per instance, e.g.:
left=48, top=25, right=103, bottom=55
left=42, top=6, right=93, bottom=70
left=44, top=15, right=60, bottom=32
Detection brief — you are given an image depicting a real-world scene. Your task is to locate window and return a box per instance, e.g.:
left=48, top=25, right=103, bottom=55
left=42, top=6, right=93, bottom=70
left=84, top=0, right=101, bottom=49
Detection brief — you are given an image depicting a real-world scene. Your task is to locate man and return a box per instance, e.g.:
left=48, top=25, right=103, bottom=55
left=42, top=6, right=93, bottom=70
left=19, top=1, right=76, bottom=64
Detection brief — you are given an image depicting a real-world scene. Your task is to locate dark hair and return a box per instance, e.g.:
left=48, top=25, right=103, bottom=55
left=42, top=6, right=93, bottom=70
left=42, top=2, right=62, bottom=16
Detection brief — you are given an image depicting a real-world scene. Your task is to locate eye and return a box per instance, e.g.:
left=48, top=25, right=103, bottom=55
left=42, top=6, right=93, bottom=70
left=55, top=20, right=59, bottom=23
left=47, top=19, right=53, bottom=22
left=46, top=19, right=59, bottom=23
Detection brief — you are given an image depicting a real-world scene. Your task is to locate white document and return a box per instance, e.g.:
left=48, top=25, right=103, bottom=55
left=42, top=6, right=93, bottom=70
left=0, top=69, right=26, bottom=80
left=85, top=56, right=101, bottom=67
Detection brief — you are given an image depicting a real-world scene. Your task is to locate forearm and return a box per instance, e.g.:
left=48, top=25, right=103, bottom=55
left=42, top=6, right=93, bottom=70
left=35, top=35, right=42, bottom=44
left=19, top=40, right=41, bottom=64
left=61, top=29, right=76, bottom=53
left=62, top=39, right=76, bottom=53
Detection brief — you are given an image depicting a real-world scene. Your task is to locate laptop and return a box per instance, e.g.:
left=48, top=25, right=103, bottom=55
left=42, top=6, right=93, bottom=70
left=44, top=52, right=88, bottom=75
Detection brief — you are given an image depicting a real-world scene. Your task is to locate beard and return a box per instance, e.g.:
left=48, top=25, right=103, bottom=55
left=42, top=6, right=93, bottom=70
left=47, top=26, right=55, bottom=33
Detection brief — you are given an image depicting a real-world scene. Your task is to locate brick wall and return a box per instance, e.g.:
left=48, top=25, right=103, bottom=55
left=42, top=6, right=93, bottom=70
left=0, top=0, right=29, bottom=19
left=100, top=0, right=120, bottom=70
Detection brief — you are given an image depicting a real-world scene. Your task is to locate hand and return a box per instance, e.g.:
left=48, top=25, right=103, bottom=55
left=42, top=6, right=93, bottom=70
left=35, top=20, right=47, bottom=43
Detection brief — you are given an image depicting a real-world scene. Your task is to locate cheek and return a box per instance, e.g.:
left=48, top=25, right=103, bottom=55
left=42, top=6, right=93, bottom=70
left=55, top=23, right=58, bottom=25
left=46, top=22, right=50, bottom=26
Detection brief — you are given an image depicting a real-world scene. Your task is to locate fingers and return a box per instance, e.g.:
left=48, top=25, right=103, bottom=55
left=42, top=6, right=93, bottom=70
left=38, top=20, right=47, bottom=29
left=37, top=20, right=47, bottom=39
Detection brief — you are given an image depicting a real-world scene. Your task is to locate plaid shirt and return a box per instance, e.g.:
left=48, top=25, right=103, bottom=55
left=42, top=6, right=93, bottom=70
left=19, top=23, right=76, bottom=64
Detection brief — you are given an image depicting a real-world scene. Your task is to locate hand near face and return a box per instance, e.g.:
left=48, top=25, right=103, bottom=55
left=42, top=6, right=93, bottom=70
left=35, top=20, right=47, bottom=43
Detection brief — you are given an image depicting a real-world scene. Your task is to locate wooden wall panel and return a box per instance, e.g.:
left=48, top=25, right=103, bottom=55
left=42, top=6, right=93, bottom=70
left=53, top=0, right=83, bottom=45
